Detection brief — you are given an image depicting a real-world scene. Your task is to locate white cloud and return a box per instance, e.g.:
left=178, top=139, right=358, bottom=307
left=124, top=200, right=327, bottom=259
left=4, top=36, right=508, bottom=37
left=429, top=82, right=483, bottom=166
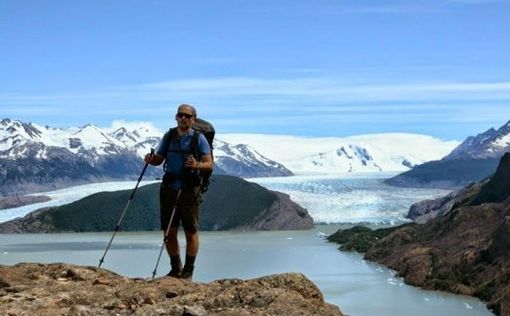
left=3, top=78, right=510, bottom=110
left=106, top=120, right=161, bottom=133
left=323, top=0, right=506, bottom=15
left=2, top=77, right=510, bottom=138
left=127, top=77, right=510, bottom=101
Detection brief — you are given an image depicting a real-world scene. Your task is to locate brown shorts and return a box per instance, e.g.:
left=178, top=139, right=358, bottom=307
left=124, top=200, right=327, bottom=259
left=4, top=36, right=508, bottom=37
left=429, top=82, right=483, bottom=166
left=159, top=184, right=202, bottom=232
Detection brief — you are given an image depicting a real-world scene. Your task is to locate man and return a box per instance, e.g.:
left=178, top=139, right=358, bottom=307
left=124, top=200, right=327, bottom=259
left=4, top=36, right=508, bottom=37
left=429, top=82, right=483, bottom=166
left=144, top=104, right=213, bottom=280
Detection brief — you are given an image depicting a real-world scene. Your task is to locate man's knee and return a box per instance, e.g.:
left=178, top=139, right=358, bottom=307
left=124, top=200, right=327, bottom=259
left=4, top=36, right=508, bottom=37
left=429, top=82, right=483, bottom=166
left=185, top=227, right=198, bottom=234
left=165, top=227, right=178, bottom=239
left=184, top=227, right=198, bottom=237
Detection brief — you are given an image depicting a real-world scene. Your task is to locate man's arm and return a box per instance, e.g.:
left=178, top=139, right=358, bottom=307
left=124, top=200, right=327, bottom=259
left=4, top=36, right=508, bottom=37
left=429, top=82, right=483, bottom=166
left=184, top=153, right=213, bottom=172
left=197, top=154, right=213, bottom=172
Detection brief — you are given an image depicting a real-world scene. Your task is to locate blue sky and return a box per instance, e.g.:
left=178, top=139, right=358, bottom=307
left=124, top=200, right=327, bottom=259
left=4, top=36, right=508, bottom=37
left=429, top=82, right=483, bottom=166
left=1, top=0, right=510, bottom=140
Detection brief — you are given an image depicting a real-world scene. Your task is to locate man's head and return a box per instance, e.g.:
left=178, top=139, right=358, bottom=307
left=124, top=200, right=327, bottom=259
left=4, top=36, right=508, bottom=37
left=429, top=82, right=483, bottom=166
left=175, top=104, right=196, bottom=130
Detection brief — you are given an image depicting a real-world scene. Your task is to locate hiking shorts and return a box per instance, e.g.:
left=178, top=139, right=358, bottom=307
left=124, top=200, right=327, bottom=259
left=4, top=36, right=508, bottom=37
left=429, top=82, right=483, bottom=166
left=159, top=184, right=202, bottom=232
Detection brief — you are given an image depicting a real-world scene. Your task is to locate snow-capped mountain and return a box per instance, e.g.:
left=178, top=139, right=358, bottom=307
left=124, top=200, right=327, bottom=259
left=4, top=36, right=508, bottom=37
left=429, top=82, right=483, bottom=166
left=218, top=133, right=459, bottom=175
left=386, top=119, right=510, bottom=189
left=0, top=119, right=129, bottom=160
left=214, top=139, right=292, bottom=177
left=105, top=121, right=163, bottom=157
left=0, top=119, right=291, bottom=196
left=443, top=119, right=510, bottom=160
left=0, top=118, right=462, bottom=196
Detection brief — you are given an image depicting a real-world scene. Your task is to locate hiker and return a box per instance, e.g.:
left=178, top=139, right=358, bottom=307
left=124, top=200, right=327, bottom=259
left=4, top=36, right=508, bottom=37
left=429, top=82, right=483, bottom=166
left=144, top=104, right=213, bottom=280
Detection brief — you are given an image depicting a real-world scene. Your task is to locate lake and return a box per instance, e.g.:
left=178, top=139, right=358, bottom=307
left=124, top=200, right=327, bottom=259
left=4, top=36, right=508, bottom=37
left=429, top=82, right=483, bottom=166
left=0, top=227, right=492, bottom=316
left=0, top=176, right=494, bottom=315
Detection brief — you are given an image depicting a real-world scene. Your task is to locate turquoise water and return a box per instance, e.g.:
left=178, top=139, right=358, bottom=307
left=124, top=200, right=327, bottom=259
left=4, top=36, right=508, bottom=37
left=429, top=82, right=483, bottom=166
left=0, top=226, right=493, bottom=316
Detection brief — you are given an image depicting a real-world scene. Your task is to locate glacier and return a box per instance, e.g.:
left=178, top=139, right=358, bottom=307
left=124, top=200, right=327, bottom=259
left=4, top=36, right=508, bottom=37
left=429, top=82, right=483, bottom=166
left=0, top=175, right=451, bottom=225
left=250, top=175, right=451, bottom=224
left=0, top=181, right=159, bottom=224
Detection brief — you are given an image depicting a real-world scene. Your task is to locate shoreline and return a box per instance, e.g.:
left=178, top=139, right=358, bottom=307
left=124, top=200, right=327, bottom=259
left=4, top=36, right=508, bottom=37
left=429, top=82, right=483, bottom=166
left=0, top=195, right=52, bottom=211
left=326, top=224, right=500, bottom=315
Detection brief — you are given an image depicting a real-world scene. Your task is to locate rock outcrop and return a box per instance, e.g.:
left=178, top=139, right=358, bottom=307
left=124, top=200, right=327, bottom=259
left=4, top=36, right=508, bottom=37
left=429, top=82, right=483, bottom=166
left=364, top=199, right=510, bottom=316
left=407, top=152, right=510, bottom=223
left=406, top=181, right=485, bottom=223
left=329, top=153, right=510, bottom=315
left=0, top=263, right=343, bottom=316
left=235, top=192, right=313, bottom=231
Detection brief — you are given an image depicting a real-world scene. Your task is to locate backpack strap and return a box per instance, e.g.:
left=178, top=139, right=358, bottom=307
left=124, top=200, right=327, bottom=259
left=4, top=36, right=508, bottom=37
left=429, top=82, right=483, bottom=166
left=162, top=128, right=184, bottom=171
left=190, top=129, right=201, bottom=161
left=190, top=129, right=214, bottom=193
left=162, top=128, right=178, bottom=156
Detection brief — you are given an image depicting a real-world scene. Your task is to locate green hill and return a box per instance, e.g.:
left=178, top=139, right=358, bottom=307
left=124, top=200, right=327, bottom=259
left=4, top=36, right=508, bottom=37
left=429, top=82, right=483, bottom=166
left=0, top=175, right=313, bottom=232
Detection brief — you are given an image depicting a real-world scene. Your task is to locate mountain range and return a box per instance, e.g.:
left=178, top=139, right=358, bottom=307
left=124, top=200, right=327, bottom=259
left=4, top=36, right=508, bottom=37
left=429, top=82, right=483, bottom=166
left=386, top=119, right=510, bottom=189
left=0, top=118, right=459, bottom=196
left=0, top=119, right=292, bottom=196
left=218, top=133, right=458, bottom=175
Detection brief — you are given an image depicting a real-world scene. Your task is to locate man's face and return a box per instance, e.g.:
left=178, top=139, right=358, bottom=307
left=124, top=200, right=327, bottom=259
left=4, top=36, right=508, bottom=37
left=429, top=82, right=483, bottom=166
left=175, top=107, right=195, bottom=129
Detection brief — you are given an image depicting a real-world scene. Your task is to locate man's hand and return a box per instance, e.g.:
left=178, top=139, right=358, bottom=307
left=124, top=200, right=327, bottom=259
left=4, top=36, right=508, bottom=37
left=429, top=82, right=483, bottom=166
left=185, top=154, right=213, bottom=171
left=144, top=152, right=154, bottom=164
left=145, top=150, right=164, bottom=166
left=185, top=155, right=199, bottom=169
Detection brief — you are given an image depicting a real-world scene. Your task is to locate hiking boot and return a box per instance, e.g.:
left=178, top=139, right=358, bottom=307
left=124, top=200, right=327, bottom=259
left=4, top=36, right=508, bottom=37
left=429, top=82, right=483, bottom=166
left=167, top=255, right=182, bottom=278
left=180, top=265, right=194, bottom=281
left=166, top=268, right=182, bottom=278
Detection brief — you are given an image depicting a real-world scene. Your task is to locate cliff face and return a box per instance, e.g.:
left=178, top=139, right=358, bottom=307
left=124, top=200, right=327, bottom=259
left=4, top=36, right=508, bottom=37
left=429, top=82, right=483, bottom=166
left=329, top=153, right=510, bottom=315
left=407, top=152, right=510, bottom=223
left=237, top=192, right=313, bottom=231
left=364, top=199, right=510, bottom=315
left=469, top=152, right=510, bottom=206
left=0, top=263, right=343, bottom=316
left=406, top=181, right=485, bottom=223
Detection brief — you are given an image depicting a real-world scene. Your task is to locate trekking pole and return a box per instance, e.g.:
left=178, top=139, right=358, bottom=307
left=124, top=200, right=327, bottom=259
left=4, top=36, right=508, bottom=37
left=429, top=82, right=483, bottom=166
left=98, top=148, right=155, bottom=268
left=151, top=189, right=182, bottom=279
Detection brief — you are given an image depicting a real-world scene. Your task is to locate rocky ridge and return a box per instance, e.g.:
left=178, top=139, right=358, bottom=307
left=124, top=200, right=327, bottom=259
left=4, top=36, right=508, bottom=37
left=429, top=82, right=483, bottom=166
left=364, top=199, right=510, bottom=315
left=406, top=180, right=485, bottom=223
left=444, top=120, right=510, bottom=160
left=0, top=263, right=343, bottom=316
left=329, top=153, right=510, bottom=315
left=386, top=119, right=510, bottom=189
left=407, top=152, right=510, bottom=222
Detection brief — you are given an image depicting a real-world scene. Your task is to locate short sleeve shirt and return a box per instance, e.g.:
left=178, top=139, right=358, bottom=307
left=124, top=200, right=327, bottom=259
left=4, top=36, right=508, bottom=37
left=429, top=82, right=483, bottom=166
left=157, top=128, right=211, bottom=189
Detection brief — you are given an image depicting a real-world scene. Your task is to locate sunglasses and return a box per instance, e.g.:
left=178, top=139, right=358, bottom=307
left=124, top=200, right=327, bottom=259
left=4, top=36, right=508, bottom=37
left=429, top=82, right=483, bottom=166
left=176, top=112, right=194, bottom=119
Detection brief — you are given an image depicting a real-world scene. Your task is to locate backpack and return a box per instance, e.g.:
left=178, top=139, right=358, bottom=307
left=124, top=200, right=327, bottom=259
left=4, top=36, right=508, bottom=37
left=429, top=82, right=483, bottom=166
left=163, top=118, right=215, bottom=193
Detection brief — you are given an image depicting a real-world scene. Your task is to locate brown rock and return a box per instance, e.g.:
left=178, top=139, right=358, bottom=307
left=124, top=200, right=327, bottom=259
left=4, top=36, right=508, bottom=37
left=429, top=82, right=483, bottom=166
left=0, top=263, right=343, bottom=316
left=242, top=191, right=314, bottom=230
left=364, top=199, right=510, bottom=316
